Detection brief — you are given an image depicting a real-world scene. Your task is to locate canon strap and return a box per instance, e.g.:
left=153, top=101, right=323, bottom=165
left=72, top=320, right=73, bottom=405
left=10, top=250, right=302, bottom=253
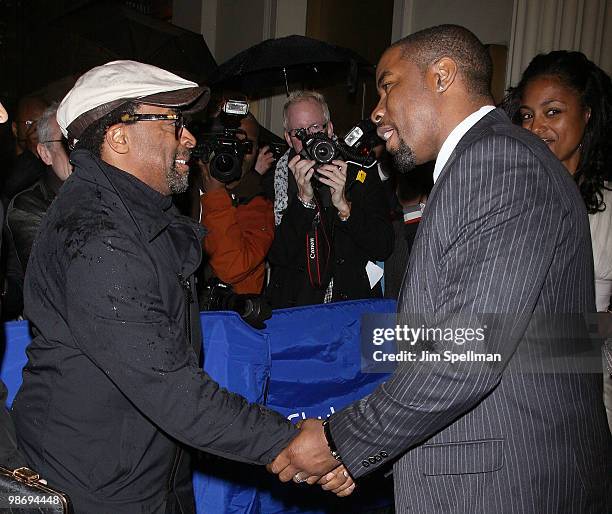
left=305, top=203, right=331, bottom=289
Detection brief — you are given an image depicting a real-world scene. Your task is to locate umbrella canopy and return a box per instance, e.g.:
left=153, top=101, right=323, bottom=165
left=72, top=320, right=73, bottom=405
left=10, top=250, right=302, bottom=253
left=210, top=35, right=372, bottom=97
left=24, top=0, right=217, bottom=93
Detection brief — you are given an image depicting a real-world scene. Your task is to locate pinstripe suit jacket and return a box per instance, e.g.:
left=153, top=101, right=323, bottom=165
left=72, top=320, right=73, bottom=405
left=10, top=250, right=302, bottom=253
left=330, top=109, right=612, bottom=513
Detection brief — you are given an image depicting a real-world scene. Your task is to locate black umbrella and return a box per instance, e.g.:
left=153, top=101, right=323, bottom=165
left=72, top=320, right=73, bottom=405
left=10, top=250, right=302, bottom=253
left=210, top=35, right=371, bottom=97
left=26, top=0, right=217, bottom=91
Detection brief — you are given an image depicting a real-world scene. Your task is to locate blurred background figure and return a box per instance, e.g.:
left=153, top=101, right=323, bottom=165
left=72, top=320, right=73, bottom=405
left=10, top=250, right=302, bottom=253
left=2, top=96, right=48, bottom=207
left=11, top=96, right=47, bottom=157
left=503, top=49, right=612, bottom=430
left=267, top=90, right=393, bottom=308
left=383, top=162, right=433, bottom=300
left=188, top=95, right=276, bottom=328
left=195, top=95, right=275, bottom=296
left=7, top=102, right=72, bottom=273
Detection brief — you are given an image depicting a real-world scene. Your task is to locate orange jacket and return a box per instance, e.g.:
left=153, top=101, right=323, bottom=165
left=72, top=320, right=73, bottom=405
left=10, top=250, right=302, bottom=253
left=201, top=189, right=274, bottom=294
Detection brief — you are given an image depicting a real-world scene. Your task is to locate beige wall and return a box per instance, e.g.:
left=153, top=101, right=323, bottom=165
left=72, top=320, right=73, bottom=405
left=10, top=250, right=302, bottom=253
left=392, top=0, right=513, bottom=101
left=410, top=0, right=513, bottom=45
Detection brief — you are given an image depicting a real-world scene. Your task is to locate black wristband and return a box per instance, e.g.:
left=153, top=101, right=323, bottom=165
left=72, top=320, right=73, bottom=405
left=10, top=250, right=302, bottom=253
left=322, top=420, right=342, bottom=462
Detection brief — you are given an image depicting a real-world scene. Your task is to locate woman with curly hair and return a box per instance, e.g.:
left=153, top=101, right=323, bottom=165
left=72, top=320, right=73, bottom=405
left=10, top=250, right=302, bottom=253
left=503, top=50, right=612, bottom=429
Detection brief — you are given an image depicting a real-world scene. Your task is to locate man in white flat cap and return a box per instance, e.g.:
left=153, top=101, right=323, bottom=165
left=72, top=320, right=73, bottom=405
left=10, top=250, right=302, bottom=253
left=10, top=61, right=353, bottom=513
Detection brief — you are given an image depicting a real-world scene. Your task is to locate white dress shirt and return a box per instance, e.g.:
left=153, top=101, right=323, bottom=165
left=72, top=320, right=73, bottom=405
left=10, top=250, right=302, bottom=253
left=433, top=105, right=495, bottom=183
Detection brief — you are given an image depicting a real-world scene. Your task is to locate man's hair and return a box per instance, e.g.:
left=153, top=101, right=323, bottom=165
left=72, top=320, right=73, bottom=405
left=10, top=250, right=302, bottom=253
left=36, top=102, right=60, bottom=145
left=392, top=24, right=492, bottom=98
left=502, top=50, right=612, bottom=213
left=75, top=102, right=138, bottom=157
left=282, top=90, right=330, bottom=130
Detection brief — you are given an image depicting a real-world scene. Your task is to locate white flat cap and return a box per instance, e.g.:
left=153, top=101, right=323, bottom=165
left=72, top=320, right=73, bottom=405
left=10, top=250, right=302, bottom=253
left=57, top=60, right=209, bottom=140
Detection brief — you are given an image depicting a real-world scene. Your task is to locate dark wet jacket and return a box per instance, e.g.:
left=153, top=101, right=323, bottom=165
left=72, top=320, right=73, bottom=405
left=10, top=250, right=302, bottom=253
left=1, top=380, right=26, bottom=469
left=1, top=149, right=46, bottom=209
left=12, top=150, right=295, bottom=514
left=6, top=168, right=63, bottom=272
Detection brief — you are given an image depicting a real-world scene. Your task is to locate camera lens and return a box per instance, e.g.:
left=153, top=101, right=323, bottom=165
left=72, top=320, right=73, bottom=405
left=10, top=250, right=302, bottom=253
left=210, top=152, right=242, bottom=183
left=215, top=153, right=235, bottom=173
left=312, top=140, right=335, bottom=164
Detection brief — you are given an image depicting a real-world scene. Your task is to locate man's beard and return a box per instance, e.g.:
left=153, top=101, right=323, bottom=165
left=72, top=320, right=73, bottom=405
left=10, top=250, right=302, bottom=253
left=166, top=152, right=189, bottom=194
left=391, top=139, right=417, bottom=174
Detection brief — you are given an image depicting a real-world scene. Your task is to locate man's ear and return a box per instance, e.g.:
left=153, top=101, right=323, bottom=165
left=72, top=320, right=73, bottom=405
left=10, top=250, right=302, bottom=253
left=326, top=120, right=334, bottom=138
left=284, top=131, right=293, bottom=148
left=37, top=143, right=53, bottom=166
left=104, top=123, right=129, bottom=155
left=11, top=121, right=18, bottom=139
left=427, top=56, right=458, bottom=94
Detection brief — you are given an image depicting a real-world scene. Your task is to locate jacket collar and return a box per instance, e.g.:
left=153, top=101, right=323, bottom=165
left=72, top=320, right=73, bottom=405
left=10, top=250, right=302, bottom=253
left=427, top=108, right=509, bottom=202
left=438, top=108, right=509, bottom=178
left=41, top=167, right=64, bottom=200
left=70, top=149, right=178, bottom=241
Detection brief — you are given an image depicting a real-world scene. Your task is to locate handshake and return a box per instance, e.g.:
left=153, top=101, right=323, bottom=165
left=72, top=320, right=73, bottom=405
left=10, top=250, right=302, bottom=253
left=267, top=419, right=355, bottom=497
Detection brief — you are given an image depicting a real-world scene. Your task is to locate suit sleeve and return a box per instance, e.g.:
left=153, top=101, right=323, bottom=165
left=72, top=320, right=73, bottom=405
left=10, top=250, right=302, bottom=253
left=64, top=234, right=296, bottom=466
left=202, top=190, right=274, bottom=287
left=329, top=135, right=567, bottom=478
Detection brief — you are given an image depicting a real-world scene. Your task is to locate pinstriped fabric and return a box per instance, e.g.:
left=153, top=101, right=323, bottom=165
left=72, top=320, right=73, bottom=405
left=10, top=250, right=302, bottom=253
left=329, top=110, right=612, bottom=513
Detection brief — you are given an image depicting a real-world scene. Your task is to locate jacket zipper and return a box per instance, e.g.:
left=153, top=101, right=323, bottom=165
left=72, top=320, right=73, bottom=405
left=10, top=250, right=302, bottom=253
left=167, top=274, right=193, bottom=507
left=177, top=273, right=193, bottom=347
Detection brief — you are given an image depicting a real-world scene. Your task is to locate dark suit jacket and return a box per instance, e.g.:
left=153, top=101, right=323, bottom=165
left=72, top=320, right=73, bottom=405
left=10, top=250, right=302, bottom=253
left=329, top=109, right=612, bottom=513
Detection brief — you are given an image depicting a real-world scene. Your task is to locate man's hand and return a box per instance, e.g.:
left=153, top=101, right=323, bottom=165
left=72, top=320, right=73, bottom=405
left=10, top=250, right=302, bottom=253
left=268, top=419, right=339, bottom=480
left=316, top=160, right=349, bottom=214
left=267, top=418, right=356, bottom=497
left=197, top=160, right=225, bottom=193
left=254, top=146, right=275, bottom=175
left=289, top=154, right=315, bottom=204
left=317, top=465, right=356, bottom=496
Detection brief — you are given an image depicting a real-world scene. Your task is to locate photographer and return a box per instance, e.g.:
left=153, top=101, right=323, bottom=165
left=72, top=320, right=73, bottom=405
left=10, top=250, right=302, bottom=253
left=197, top=107, right=275, bottom=295
left=267, top=91, right=394, bottom=308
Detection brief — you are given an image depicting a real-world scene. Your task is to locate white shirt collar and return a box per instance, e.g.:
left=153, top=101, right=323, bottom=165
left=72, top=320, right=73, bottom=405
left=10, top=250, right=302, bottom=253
left=433, top=105, right=495, bottom=183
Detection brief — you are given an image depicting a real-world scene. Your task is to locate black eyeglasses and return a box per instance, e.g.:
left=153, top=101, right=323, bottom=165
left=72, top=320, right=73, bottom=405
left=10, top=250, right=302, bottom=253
left=287, top=122, right=328, bottom=138
left=120, top=112, right=186, bottom=139
left=40, top=139, right=70, bottom=153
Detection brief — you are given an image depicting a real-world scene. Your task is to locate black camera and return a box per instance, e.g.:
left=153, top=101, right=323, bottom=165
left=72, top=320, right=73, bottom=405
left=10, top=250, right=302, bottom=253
left=193, top=128, right=253, bottom=184
left=192, top=100, right=253, bottom=184
left=268, top=141, right=289, bottom=160
left=292, top=123, right=377, bottom=187
left=294, top=128, right=340, bottom=166
left=200, top=278, right=272, bottom=329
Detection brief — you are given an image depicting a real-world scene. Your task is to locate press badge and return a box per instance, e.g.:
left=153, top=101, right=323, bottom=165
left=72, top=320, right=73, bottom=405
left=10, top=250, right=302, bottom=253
left=356, top=170, right=367, bottom=183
